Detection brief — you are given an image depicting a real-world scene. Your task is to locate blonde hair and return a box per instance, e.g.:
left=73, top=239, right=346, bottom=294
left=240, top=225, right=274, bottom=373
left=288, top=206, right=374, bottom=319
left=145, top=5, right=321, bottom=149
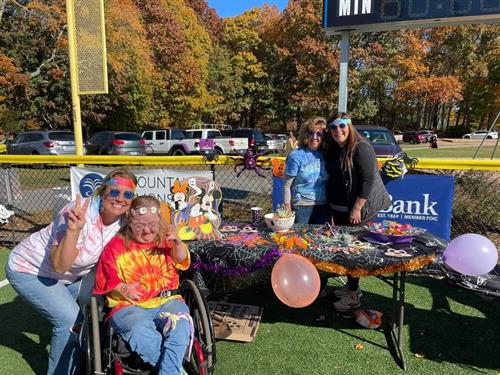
left=120, top=195, right=165, bottom=246
left=297, top=117, right=327, bottom=148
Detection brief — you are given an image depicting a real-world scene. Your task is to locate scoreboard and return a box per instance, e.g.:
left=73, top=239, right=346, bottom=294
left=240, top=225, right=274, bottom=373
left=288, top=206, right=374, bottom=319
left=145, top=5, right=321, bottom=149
left=324, top=0, right=500, bottom=34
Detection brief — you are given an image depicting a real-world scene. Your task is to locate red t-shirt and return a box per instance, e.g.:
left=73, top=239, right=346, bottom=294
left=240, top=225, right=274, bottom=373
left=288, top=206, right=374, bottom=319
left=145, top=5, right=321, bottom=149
left=93, top=235, right=190, bottom=317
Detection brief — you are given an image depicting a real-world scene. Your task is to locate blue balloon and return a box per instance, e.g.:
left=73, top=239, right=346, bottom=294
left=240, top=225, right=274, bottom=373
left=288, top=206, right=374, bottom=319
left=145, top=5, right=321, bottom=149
left=443, top=234, right=498, bottom=276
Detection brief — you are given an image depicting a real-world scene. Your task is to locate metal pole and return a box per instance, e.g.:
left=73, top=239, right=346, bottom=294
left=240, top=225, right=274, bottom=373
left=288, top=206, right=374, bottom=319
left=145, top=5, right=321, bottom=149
left=338, top=31, right=350, bottom=113
left=473, top=111, right=499, bottom=159
left=66, top=0, right=85, bottom=156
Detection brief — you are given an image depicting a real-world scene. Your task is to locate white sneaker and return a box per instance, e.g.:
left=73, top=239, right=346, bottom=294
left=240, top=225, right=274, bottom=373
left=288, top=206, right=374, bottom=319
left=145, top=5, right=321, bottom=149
left=333, top=286, right=362, bottom=298
left=333, top=294, right=362, bottom=312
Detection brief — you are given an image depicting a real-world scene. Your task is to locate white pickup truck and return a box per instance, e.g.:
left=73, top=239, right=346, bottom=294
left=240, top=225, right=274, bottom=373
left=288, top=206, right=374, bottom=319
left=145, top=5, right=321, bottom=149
left=141, top=127, right=248, bottom=155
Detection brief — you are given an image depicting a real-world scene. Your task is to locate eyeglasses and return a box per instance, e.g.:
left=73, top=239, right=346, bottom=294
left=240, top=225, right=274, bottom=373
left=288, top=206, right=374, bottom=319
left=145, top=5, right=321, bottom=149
left=328, top=118, right=351, bottom=131
left=108, top=189, right=135, bottom=200
left=307, top=131, right=324, bottom=138
left=130, top=221, right=160, bottom=231
left=131, top=206, right=159, bottom=215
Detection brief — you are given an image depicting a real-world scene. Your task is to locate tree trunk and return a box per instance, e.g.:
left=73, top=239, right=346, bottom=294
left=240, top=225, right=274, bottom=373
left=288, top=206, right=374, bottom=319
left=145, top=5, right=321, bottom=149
left=446, top=105, right=452, bottom=131
left=455, top=107, right=461, bottom=127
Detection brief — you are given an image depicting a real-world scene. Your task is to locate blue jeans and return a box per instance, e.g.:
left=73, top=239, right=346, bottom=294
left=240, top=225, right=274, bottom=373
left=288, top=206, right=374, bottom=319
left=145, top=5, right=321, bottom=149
left=293, top=204, right=331, bottom=225
left=109, top=299, right=191, bottom=375
left=5, top=264, right=82, bottom=375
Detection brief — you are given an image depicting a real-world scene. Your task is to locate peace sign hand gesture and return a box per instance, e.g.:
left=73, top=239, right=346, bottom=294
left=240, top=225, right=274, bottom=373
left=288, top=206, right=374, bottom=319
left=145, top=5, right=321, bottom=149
left=67, top=195, right=90, bottom=232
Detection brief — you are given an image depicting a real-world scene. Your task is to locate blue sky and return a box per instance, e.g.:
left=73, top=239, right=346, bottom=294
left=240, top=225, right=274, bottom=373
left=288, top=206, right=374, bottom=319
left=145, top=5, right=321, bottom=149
left=207, top=1, right=288, bottom=18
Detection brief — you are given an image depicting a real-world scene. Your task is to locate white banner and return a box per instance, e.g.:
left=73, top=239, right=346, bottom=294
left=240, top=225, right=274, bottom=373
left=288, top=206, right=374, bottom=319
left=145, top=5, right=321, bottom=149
left=70, top=167, right=213, bottom=203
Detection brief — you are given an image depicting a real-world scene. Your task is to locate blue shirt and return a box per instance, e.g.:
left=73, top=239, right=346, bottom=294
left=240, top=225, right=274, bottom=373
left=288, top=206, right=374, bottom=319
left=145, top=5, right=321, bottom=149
left=285, top=147, right=328, bottom=205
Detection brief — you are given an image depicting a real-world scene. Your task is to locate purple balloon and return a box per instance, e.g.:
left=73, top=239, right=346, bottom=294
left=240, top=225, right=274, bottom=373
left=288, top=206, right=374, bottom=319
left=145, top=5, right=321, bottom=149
left=443, top=234, right=498, bottom=276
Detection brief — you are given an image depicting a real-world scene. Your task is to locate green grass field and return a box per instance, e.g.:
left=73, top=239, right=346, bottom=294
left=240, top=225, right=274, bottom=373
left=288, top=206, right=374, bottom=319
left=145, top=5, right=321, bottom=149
left=1, top=248, right=499, bottom=375
left=402, top=145, right=500, bottom=159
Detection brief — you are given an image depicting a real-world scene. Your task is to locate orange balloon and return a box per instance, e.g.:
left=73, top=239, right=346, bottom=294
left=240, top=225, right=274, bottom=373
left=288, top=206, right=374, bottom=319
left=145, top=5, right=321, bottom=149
left=271, top=253, right=321, bottom=308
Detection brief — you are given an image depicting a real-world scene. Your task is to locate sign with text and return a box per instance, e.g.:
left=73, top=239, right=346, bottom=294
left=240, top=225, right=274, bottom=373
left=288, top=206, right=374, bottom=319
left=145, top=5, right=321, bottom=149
left=376, top=175, right=455, bottom=240
left=70, top=167, right=213, bottom=203
left=272, top=174, right=455, bottom=239
left=323, top=0, right=500, bottom=34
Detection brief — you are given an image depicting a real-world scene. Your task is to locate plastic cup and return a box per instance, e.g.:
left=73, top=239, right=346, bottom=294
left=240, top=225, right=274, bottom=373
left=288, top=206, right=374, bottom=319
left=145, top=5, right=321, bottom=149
left=250, top=207, right=263, bottom=225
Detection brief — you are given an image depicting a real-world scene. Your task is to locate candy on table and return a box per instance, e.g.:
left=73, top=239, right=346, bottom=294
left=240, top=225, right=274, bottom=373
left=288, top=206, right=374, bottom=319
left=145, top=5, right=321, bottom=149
left=367, top=220, right=416, bottom=236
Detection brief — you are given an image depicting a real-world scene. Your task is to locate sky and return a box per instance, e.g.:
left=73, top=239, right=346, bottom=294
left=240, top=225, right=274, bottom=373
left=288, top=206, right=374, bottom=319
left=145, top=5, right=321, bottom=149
left=207, top=0, right=288, bottom=18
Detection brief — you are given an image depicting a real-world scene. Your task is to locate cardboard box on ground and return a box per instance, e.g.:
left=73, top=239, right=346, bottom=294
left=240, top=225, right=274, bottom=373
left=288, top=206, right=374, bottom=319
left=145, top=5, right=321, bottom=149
left=208, top=302, right=263, bottom=342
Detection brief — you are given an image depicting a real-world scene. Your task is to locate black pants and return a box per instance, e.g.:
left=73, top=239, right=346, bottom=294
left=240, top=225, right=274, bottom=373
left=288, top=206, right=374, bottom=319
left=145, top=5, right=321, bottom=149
left=331, top=210, right=360, bottom=291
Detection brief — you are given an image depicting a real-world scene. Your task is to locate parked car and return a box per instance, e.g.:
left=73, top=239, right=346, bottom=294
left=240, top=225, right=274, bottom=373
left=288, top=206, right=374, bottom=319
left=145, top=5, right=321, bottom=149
left=402, top=130, right=428, bottom=144
left=142, top=128, right=188, bottom=155
left=86, top=131, right=145, bottom=155
left=417, top=129, right=437, bottom=143
left=184, top=128, right=247, bottom=155
left=7, top=130, right=81, bottom=155
left=221, top=128, right=269, bottom=154
left=392, top=130, right=403, bottom=143
left=142, top=127, right=248, bottom=156
left=462, top=130, right=498, bottom=140
left=266, top=134, right=286, bottom=153
left=355, top=125, right=402, bottom=158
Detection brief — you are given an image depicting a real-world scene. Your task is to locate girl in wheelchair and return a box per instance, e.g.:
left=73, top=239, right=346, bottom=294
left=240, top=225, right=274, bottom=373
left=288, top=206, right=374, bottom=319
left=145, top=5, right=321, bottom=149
left=93, top=195, right=193, bottom=375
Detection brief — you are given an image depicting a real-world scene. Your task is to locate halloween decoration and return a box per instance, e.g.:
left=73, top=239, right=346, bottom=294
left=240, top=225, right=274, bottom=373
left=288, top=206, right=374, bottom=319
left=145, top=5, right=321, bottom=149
left=230, top=148, right=271, bottom=177
left=381, top=152, right=419, bottom=179
left=167, top=177, right=223, bottom=240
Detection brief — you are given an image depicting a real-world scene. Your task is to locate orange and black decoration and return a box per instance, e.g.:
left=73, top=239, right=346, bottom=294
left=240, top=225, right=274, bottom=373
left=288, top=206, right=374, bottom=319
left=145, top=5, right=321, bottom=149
left=271, top=158, right=286, bottom=177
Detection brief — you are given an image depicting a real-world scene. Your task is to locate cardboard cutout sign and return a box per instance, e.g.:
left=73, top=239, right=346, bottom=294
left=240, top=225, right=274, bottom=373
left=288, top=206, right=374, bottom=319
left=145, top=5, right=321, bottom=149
left=167, top=176, right=223, bottom=240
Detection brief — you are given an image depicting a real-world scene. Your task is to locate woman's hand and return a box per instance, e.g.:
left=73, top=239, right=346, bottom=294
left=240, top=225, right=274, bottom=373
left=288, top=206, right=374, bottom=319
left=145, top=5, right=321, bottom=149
left=114, top=282, right=143, bottom=303
left=50, top=195, right=90, bottom=273
left=349, top=207, right=362, bottom=225
left=67, top=195, right=90, bottom=232
left=349, top=197, right=367, bottom=225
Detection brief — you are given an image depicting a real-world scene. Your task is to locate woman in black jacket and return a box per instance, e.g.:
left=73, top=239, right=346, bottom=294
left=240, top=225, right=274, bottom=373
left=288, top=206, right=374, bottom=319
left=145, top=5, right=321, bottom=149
left=324, top=113, right=390, bottom=312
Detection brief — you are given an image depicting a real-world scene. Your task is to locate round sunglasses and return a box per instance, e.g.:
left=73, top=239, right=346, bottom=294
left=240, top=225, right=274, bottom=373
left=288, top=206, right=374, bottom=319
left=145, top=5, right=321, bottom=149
left=307, top=131, right=324, bottom=138
left=108, top=189, right=135, bottom=200
left=328, top=118, right=351, bottom=131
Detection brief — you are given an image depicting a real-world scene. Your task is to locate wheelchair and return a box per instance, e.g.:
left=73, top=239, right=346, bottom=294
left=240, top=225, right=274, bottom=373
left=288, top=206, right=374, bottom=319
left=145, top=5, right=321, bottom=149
left=81, top=279, right=216, bottom=375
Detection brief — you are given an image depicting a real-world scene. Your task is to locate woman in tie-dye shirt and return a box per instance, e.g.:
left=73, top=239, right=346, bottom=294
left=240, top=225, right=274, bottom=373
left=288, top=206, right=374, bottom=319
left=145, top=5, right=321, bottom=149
left=93, top=196, right=191, bottom=375
left=6, top=168, right=137, bottom=375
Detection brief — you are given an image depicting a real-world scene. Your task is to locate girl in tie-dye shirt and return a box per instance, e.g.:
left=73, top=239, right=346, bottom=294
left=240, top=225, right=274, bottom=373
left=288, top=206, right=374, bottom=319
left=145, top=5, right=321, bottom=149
left=93, top=196, right=191, bottom=375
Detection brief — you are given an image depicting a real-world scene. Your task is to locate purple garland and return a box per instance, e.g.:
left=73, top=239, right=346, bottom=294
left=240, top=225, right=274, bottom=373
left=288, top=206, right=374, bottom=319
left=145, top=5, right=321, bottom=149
left=192, top=248, right=282, bottom=276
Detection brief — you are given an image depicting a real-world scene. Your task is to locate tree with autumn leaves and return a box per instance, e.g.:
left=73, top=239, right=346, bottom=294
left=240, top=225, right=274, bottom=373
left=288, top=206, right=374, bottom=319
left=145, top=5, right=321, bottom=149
left=0, top=0, right=498, bottom=137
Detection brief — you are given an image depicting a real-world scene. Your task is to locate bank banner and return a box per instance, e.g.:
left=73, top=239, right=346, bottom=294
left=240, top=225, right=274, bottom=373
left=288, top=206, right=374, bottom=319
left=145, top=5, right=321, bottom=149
left=272, top=174, right=455, bottom=240
left=376, top=175, right=455, bottom=240
left=70, top=167, right=213, bottom=203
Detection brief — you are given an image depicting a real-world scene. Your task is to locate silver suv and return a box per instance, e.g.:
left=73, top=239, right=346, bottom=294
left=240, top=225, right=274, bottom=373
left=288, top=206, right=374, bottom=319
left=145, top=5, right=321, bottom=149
left=8, top=130, right=79, bottom=155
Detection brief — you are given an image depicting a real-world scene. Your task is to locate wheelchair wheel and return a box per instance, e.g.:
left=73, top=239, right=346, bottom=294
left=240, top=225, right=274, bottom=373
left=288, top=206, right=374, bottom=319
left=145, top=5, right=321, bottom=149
left=83, top=296, right=102, bottom=375
left=181, top=279, right=216, bottom=375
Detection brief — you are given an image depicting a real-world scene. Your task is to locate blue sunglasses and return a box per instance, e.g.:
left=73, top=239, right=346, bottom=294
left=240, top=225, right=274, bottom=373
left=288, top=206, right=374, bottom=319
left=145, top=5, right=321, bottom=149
left=328, top=118, right=351, bottom=131
left=108, top=189, right=135, bottom=200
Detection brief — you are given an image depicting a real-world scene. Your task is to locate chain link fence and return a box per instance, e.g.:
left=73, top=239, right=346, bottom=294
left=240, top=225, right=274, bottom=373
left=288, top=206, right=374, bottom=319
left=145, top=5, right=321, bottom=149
left=0, top=161, right=498, bottom=247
